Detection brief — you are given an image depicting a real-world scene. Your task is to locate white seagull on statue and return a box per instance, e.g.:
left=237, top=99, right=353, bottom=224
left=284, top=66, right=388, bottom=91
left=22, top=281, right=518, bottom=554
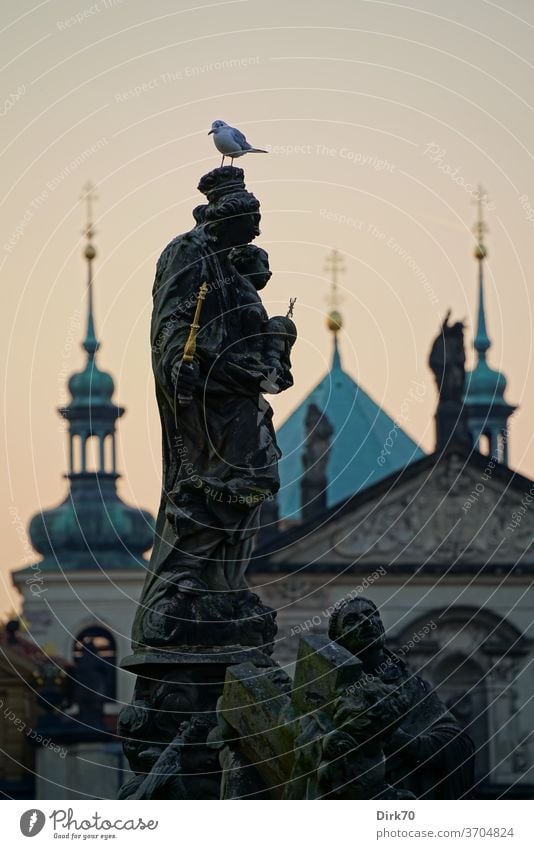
left=208, top=120, right=268, bottom=166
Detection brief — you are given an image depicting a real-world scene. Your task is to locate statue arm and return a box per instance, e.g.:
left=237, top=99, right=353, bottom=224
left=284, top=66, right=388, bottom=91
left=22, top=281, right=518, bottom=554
left=385, top=720, right=474, bottom=766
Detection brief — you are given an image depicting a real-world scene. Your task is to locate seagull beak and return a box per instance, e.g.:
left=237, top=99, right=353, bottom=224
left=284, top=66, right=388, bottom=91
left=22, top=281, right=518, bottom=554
left=208, top=129, right=214, bottom=135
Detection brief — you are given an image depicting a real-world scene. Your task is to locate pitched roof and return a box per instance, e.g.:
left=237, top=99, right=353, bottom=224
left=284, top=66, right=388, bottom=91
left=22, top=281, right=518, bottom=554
left=276, top=337, right=424, bottom=520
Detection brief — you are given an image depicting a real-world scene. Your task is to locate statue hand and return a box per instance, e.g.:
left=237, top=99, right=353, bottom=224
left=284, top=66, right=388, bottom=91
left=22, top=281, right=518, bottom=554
left=172, top=359, right=200, bottom=407
left=383, top=727, right=417, bottom=759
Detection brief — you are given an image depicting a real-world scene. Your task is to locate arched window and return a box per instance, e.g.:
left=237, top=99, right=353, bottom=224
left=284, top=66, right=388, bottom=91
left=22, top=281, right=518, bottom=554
left=85, top=435, right=100, bottom=473
left=104, top=433, right=114, bottom=473
left=393, top=606, right=527, bottom=792
left=72, top=625, right=116, bottom=702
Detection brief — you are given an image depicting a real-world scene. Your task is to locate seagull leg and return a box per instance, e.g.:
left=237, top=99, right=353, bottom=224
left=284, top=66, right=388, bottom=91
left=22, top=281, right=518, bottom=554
left=221, top=155, right=225, bottom=167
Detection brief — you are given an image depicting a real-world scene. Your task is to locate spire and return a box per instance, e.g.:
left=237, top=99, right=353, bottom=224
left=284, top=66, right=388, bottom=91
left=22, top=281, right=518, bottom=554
left=80, top=181, right=99, bottom=359
left=25, top=185, right=155, bottom=571
left=325, top=248, right=344, bottom=369
left=473, top=185, right=490, bottom=359
left=464, top=185, right=516, bottom=464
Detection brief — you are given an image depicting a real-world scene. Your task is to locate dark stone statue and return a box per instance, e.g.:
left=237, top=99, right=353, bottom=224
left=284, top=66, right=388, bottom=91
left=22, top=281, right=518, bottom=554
left=429, top=311, right=471, bottom=450
left=210, top=596, right=475, bottom=800
left=328, top=597, right=475, bottom=799
left=119, top=166, right=297, bottom=799
left=132, top=166, right=296, bottom=650
left=429, top=310, right=466, bottom=402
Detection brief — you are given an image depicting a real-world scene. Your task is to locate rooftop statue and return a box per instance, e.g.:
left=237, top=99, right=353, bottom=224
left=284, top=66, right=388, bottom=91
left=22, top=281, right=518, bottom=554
left=429, top=310, right=466, bottom=402
left=429, top=311, right=471, bottom=449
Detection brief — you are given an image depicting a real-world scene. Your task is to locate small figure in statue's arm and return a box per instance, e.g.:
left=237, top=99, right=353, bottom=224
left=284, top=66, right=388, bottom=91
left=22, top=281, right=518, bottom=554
left=229, top=244, right=297, bottom=393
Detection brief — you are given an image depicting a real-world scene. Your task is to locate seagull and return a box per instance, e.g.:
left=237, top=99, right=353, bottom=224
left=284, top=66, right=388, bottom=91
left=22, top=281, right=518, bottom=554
left=208, top=120, right=268, bottom=166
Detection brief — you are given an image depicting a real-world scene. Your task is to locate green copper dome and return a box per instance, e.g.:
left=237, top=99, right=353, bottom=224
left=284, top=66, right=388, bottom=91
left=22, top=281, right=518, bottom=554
left=67, top=359, right=115, bottom=408
left=28, top=478, right=154, bottom=570
left=464, top=358, right=507, bottom=406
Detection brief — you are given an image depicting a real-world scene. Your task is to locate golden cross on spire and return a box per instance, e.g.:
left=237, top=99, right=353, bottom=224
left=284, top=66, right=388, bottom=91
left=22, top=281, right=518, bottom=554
left=80, top=180, right=98, bottom=241
left=325, top=248, right=345, bottom=309
left=473, top=184, right=488, bottom=259
left=80, top=180, right=98, bottom=261
left=325, top=248, right=345, bottom=334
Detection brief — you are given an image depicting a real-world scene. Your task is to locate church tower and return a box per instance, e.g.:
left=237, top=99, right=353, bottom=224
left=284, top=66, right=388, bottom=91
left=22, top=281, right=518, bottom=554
left=12, top=183, right=154, bottom=709
left=464, top=189, right=516, bottom=463
left=275, top=249, right=423, bottom=522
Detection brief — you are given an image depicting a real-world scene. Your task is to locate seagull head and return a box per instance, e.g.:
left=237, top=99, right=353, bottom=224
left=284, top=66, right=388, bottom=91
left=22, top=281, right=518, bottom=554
left=208, top=120, right=228, bottom=135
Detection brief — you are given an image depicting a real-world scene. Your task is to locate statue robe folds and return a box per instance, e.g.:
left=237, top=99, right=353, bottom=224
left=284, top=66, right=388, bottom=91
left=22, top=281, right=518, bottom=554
left=133, top=227, right=283, bottom=648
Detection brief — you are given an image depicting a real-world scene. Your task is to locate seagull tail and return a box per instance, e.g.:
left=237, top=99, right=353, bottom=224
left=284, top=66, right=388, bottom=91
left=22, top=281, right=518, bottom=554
left=248, top=148, right=268, bottom=154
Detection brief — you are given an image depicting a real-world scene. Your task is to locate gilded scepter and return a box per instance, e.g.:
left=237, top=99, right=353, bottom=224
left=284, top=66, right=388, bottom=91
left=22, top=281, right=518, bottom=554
left=177, top=281, right=208, bottom=406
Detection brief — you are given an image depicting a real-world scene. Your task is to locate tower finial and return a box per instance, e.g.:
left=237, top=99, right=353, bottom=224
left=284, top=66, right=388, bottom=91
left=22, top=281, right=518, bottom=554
left=472, top=185, right=490, bottom=357
left=325, top=249, right=344, bottom=370
left=325, top=248, right=344, bottom=335
left=473, top=184, right=488, bottom=260
left=80, top=181, right=99, bottom=358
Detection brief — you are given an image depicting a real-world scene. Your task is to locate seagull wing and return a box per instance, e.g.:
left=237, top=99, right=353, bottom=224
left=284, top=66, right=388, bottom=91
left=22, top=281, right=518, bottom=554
left=230, top=126, right=251, bottom=149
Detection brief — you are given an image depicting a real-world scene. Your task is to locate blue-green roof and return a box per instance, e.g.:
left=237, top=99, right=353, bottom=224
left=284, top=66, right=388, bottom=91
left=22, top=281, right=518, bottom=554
left=276, top=338, right=424, bottom=520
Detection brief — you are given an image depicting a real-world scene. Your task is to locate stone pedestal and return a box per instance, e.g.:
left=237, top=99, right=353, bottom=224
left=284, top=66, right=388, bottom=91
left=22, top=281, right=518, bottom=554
left=118, top=590, right=277, bottom=799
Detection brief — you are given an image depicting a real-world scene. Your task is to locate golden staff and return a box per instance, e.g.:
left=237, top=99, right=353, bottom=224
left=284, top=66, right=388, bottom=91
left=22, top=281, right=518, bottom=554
left=177, top=281, right=208, bottom=406
left=183, top=282, right=208, bottom=362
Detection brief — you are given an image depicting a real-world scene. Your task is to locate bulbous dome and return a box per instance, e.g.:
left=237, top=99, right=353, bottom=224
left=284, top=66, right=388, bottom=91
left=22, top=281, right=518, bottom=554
left=464, top=359, right=507, bottom=405
left=67, top=359, right=115, bottom=408
left=29, top=478, right=154, bottom=569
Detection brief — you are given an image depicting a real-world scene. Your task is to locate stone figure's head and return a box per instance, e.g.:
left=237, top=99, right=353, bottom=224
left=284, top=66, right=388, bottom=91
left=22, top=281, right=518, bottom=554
left=328, top=596, right=386, bottom=656
left=229, top=244, right=271, bottom=290
left=118, top=699, right=157, bottom=774
left=192, top=204, right=208, bottom=226
left=198, top=166, right=260, bottom=248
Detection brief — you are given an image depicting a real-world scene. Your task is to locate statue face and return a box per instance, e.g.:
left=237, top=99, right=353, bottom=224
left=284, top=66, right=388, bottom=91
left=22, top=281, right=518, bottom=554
left=335, top=600, right=386, bottom=654
left=221, top=212, right=261, bottom=247
left=244, top=253, right=271, bottom=290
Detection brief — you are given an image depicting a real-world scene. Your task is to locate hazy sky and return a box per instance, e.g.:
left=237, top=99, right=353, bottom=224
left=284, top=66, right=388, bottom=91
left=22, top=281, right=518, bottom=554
left=2, top=0, right=534, bottom=617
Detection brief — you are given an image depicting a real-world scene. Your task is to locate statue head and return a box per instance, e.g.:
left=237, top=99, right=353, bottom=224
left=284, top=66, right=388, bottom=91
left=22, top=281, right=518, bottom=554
left=198, top=166, right=260, bottom=248
left=328, top=596, right=386, bottom=656
left=229, top=244, right=271, bottom=290
left=192, top=204, right=207, bottom=226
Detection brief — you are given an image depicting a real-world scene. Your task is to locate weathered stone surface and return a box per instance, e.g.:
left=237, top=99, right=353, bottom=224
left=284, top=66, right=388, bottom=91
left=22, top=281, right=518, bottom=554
left=291, top=634, right=362, bottom=713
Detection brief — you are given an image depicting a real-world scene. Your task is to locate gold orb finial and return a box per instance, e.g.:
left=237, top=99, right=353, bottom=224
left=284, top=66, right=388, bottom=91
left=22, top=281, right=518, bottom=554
left=325, top=249, right=345, bottom=336
left=473, top=185, right=488, bottom=261
left=327, top=309, right=343, bottom=333
left=84, top=243, right=96, bottom=260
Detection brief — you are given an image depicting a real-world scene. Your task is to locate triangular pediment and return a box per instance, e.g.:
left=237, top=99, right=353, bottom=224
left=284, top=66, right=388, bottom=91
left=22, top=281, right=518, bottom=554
left=262, top=450, right=534, bottom=571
